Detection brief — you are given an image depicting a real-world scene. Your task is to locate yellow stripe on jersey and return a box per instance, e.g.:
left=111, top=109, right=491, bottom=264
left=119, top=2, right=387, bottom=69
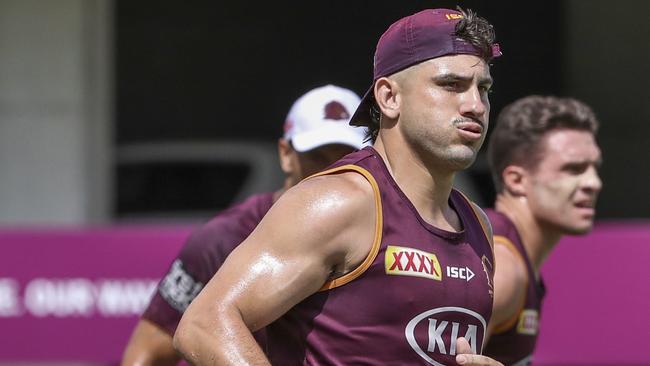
left=305, top=164, right=383, bottom=291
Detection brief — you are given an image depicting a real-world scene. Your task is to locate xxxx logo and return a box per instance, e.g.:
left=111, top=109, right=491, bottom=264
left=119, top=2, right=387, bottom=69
left=385, top=246, right=442, bottom=281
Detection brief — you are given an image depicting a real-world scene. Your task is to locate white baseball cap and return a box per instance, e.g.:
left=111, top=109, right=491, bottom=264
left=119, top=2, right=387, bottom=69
left=283, top=85, right=369, bottom=152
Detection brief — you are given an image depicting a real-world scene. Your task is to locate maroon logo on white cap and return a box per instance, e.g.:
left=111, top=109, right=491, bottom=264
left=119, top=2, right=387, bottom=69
left=283, top=119, right=293, bottom=133
left=324, top=101, right=350, bottom=121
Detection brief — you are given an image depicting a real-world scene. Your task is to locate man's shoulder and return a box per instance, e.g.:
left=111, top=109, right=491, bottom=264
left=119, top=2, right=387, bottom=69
left=181, top=192, right=274, bottom=255
left=201, top=192, right=273, bottom=233
left=485, top=208, right=519, bottom=240
left=263, top=171, right=377, bottom=273
left=295, top=169, right=375, bottom=209
left=268, top=171, right=376, bottom=242
left=215, top=192, right=275, bottom=221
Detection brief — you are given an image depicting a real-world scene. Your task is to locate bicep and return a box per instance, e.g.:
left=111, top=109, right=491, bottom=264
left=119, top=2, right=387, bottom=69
left=203, top=233, right=333, bottom=331
left=183, top=179, right=367, bottom=333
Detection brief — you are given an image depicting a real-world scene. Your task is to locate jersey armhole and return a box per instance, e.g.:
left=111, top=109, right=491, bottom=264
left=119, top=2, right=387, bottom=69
left=491, top=235, right=530, bottom=334
left=305, top=164, right=383, bottom=291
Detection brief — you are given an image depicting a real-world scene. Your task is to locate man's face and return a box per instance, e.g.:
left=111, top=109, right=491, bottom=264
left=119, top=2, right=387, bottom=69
left=524, top=129, right=602, bottom=234
left=396, top=54, right=493, bottom=171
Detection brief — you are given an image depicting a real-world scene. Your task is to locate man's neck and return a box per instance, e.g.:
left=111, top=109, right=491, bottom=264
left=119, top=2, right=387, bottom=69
left=374, top=136, right=460, bottom=232
left=494, top=194, right=562, bottom=275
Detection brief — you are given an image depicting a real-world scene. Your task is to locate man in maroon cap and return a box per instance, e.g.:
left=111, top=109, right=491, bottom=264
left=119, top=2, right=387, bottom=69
left=175, top=8, right=503, bottom=366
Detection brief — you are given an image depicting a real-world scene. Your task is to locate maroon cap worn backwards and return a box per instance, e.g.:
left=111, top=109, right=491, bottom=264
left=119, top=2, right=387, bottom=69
left=349, top=8, right=502, bottom=127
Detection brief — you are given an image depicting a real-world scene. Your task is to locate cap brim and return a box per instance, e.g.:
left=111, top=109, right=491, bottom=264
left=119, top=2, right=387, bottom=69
left=291, top=124, right=369, bottom=153
left=349, top=85, right=374, bottom=127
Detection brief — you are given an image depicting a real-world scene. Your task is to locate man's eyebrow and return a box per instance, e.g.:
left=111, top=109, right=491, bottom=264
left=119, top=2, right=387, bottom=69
left=478, top=76, right=493, bottom=86
left=432, top=73, right=473, bottom=83
left=562, top=157, right=603, bottom=167
left=433, top=73, right=493, bottom=86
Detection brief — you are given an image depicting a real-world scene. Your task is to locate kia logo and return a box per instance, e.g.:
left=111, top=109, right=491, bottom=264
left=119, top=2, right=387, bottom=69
left=405, top=307, right=487, bottom=366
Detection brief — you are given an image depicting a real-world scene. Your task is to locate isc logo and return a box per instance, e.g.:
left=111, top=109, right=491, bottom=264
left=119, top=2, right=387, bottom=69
left=446, top=266, right=475, bottom=282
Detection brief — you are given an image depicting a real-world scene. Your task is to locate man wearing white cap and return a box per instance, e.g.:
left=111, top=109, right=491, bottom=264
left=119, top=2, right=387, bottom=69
left=121, top=84, right=367, bottom=366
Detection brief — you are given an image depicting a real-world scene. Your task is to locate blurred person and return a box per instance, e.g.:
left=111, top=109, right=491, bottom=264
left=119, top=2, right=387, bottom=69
left=174, top=8, right=505, bottom=366
left=121, top=84, right=368, bottom=366
left=483, top=96, right=602, bottom=365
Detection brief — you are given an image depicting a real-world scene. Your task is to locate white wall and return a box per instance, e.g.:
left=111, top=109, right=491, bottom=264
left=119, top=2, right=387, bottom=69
left=0, top=0, right=112, bottom=224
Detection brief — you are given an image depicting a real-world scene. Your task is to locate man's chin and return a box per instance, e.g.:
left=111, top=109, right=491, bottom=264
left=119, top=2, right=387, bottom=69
left=563, top=222, right=595, bottom=236
left=447, top=150, right=477, bottom=170
left=446, top=159, right=475, bottom=171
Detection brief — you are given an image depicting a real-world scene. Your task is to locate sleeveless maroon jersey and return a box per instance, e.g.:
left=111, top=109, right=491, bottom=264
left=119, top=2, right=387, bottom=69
left=266, top=147, right=495, bottom=365
left=142, top=192, right=274, bottom=344
left=482, top=209, right=546, bottom=366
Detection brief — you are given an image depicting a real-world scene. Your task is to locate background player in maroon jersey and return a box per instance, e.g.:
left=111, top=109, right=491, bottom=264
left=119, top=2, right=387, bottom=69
left=483, top=96, right=602, bottom=365
left=175, top=8, right=504, bottom=366
left=120, top=84, right=367, bottom=366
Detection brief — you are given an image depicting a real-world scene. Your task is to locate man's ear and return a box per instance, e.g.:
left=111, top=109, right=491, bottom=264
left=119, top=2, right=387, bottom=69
left=502, top=165, right=527, bottom=197
left=277, top=138, right=294, bottom=174
left=374, top=77, right=401, bottom=120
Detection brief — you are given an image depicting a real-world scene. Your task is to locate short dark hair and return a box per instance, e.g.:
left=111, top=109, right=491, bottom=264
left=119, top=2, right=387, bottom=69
left=487, top=95, right=600, bottom=192
left=366, top=7, right=497, bottom=142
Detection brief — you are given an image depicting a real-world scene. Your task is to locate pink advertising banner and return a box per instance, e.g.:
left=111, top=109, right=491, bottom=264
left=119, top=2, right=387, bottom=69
left=0, top=226, right=193, bottom=365
left=0, top=222, right=648, bottom=365
left=535, top=222, right=650, bottom=366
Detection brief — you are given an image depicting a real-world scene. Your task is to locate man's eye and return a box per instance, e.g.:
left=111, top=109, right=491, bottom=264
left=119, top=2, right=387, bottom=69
left=442, top=82, right=461, bottom=91
left=565, top=164, right=588, bottom=174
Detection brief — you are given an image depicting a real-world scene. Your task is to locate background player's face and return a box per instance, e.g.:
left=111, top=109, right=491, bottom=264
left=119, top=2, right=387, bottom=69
left=395, top=54, right=492, bottom=171
left=279, top=139, right=355, bottom=186
left=524, top=129, right=602, bottom=234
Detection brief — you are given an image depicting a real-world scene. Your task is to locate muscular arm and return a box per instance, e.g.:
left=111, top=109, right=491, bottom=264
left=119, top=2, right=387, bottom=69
left=121, top=319, right=180, bottom=366
left=173, top=173, right=375, bottom=365
left=122, top=198, right=260, bottom=366
left=486, top=241, right=528, bottom=339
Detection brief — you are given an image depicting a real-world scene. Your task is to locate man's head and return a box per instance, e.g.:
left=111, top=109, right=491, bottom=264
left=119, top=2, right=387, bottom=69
left=488, top=96, right=603, bottom=234
left=349, top=8, right=500, bottom=171
left=279, top=85, right=368, bottom=186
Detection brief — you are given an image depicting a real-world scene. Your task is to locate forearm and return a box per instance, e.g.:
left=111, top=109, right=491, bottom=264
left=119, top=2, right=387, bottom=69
left=122, top=347, right=179, bottom=366
left=174, top=311, right=269, bottom=366
left=121, top=320, right=181, bottom=366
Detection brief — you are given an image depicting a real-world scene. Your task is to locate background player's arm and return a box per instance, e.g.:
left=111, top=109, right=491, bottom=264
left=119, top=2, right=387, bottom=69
left=121, top=319, right=180, bottom=366
left=486, top=242, right=528, bottom=339
left=173, top=173, right=375, bottom=365
left=122, top=217, right=223, bottom=366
